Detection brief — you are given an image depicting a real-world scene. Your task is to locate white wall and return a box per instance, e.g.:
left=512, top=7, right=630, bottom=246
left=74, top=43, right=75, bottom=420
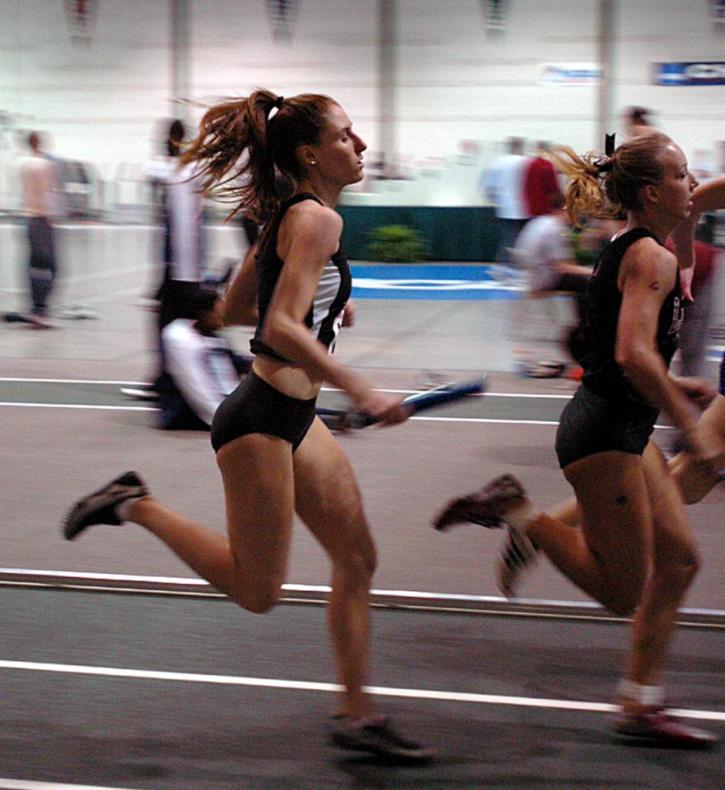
left=615, top=0, right=725, bottom=165
left=0, top=0, right=723, bottom=209
left=398, top=0, right=601, bottom=158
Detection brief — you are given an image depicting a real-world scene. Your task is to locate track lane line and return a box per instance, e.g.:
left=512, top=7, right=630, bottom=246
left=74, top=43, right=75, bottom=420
left=1, top=659, right=722, bottom=722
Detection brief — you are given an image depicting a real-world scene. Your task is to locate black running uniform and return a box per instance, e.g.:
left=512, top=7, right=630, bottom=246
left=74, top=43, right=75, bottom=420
left=211, top=194, right=352, bottom=453
left=556, top=228, right=684, bottom=468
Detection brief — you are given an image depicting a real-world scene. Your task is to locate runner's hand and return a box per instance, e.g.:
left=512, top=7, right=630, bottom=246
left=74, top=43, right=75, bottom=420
left=357, top=390, right=410, bottom=426
left=674, top=376, right=716, bottom=410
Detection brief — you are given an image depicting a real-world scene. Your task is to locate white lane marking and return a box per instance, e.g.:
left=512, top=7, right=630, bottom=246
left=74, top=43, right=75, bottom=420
left=0, top=780, right=141, bottom=790
left=0, top=378, right=149, bottom=385
left=2, top=569, right=722, bottom=618
left=0, top=402, right=564, bottom=425
left=1, top=659, right=722, bottom=721
left=410, top=416, right=560, bottom=425
left=0, top=403, right=156, bottom=412
left=0, top=402, right=555, bottom=423
left=0, top=377, right=574, bottom=399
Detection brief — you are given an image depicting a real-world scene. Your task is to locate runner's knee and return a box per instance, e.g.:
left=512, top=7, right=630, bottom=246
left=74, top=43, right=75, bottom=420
left=229, top=579, right=283, bottom=614
left=653, top=543, right=701, bottom=592
left=605, top=590, right=641, bottom=618
left=334, top=537, right=377, bottom=587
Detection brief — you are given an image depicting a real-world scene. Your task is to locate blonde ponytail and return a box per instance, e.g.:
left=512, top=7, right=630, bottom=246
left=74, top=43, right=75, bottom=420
left=548, top=146, right=616, bottom=227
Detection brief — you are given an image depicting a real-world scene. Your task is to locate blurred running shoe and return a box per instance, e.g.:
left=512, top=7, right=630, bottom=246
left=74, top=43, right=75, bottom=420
left=612, top=708, right=719, bottom=749
left=62, top=471, right=148, bottom=540
left=328, top=715, right=436, bottom=763
left=433, top=474, right=528, bottom=531
left=26, top=313, right=60, bottom=329
left=497, top=526, right=539, bottom=598
left=121, top=385, right=159, bottom=401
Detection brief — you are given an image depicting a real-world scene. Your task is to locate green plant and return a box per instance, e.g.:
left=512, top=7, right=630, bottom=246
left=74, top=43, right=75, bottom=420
left=367, top=224, right=426, bottom=262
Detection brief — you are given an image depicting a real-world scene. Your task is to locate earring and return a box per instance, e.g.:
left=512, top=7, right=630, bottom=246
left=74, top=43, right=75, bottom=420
left=309, top=159, right=317, bottom=166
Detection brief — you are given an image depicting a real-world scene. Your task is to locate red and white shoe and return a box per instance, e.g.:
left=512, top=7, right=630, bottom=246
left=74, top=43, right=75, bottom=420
left=612, top=707, right=720, bottom=749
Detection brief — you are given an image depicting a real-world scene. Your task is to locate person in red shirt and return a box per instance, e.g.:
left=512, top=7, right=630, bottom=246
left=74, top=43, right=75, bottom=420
left=523, top=142, right=560, bottom=217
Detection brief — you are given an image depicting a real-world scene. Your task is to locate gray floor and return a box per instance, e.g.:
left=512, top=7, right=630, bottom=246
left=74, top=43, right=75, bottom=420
left=0, top=224, right=723, bottom=788
left=1, top=588, right=723, bottom=789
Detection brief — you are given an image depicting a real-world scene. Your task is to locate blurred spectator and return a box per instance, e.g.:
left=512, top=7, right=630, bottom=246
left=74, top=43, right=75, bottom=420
left=514, top=191, right=591, bottom=318
left=624, top=106, right=657, bottom=138
left=513, top=191, right=593, bottom=366
left=18, top=131, right=64, bottom=327
left=665, top=237, right=718, bottom=379
left=481, top=136, right=530, bottom=264
left=159, top=286, right=251, bottom=430
left=133, top=119, right=208, bottom=401
left=523, top=141, right=560, bottom=217
left=56, top=159, right=92, bottom=218
left=690, top=149, right=715, bottom=183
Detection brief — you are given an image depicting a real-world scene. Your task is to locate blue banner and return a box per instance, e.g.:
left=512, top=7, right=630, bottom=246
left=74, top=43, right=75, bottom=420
left=654, top=62, right=725, bottom=86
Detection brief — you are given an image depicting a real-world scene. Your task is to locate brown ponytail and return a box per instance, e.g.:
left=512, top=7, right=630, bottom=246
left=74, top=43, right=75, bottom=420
left=181, top=89, right=334, bottom=223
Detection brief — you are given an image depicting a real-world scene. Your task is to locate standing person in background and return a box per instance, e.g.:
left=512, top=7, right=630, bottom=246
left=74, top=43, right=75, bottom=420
left=670, top=175, right=725, bottom=503
left=62, top=89, right=435, bottom=764
left=435, top=132, right=720, bottom=748
left=668, top=238, right=717, bottom=381
left=19, top=131, right=64, bottom=328
left=153, top=119, right=208, bottom=356
left=624, top=106, right=657, bottom=139
left=125, top=119, right=209, bottom=404
left=523, top=141, right=560, bottom=218
left=482, top=136, right=530, bottom=268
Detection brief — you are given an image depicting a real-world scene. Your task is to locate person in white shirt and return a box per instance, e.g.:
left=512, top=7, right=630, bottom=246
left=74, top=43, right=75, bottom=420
left=481, top=136, right=531, bottom=264
left=19, top=131, right=63, bottom=326
left=514, top=191, right=591, bottom=311
left=159, top=287, right=250, bottom=430
left=513, top=191, right=594, bottom=365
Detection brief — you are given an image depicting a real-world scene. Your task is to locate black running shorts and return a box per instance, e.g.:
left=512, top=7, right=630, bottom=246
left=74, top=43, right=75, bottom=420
left=211, top=370, right=317, bottom=453
left=555, top=385, right=658, bottom=469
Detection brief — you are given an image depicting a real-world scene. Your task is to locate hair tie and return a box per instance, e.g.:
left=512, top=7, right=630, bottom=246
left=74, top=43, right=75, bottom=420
left=268, top=95, right=285, bottom=121
left=594, top=157, right=613, bottom=174
left=604, top=132, right=616, bottom=157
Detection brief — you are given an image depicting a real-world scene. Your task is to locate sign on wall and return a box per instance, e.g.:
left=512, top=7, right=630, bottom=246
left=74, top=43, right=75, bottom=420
left=539, top=64, right=602, bottom=85
left=654, top=62, right=725, bottom=85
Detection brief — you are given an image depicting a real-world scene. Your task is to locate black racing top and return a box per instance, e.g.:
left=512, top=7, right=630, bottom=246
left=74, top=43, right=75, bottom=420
left=250, top=193, right=352, bottom=363
left=581, top=227, right=684, bottom=407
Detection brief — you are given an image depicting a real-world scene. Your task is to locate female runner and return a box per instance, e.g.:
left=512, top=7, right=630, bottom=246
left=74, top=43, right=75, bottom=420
left=63, top=90, right=434, bottom=763
left=435, top=132, right=720, bottom=747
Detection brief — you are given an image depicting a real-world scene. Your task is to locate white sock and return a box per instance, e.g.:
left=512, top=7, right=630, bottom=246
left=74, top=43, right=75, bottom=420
left=505, top=500, right=541, bottom=533
left=617, top=678, right=665, bottom=707
left=116, top=495, right=145, bottom=523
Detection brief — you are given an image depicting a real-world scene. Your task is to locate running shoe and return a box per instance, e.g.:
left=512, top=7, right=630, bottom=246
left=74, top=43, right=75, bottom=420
left=26, top=313, right=60, bottom=329
left=328, top=715, right=436, bottom=763
left=433, top=474, right=528, bottom=531
left=120, top=385, right=160, bottom=402
left=612, top=708, right=719, bottom=749
left=496, top=526, right=539, bottom=598
left=62, top=471, right=148, bottom=540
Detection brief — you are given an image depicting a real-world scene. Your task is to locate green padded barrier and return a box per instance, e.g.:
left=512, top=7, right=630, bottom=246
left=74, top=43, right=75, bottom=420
left=337, top=205, right=499, bottom=262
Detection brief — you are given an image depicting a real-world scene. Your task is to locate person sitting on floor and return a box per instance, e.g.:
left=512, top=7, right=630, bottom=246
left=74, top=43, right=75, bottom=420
left=159, top=286, right=251, bottom=430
